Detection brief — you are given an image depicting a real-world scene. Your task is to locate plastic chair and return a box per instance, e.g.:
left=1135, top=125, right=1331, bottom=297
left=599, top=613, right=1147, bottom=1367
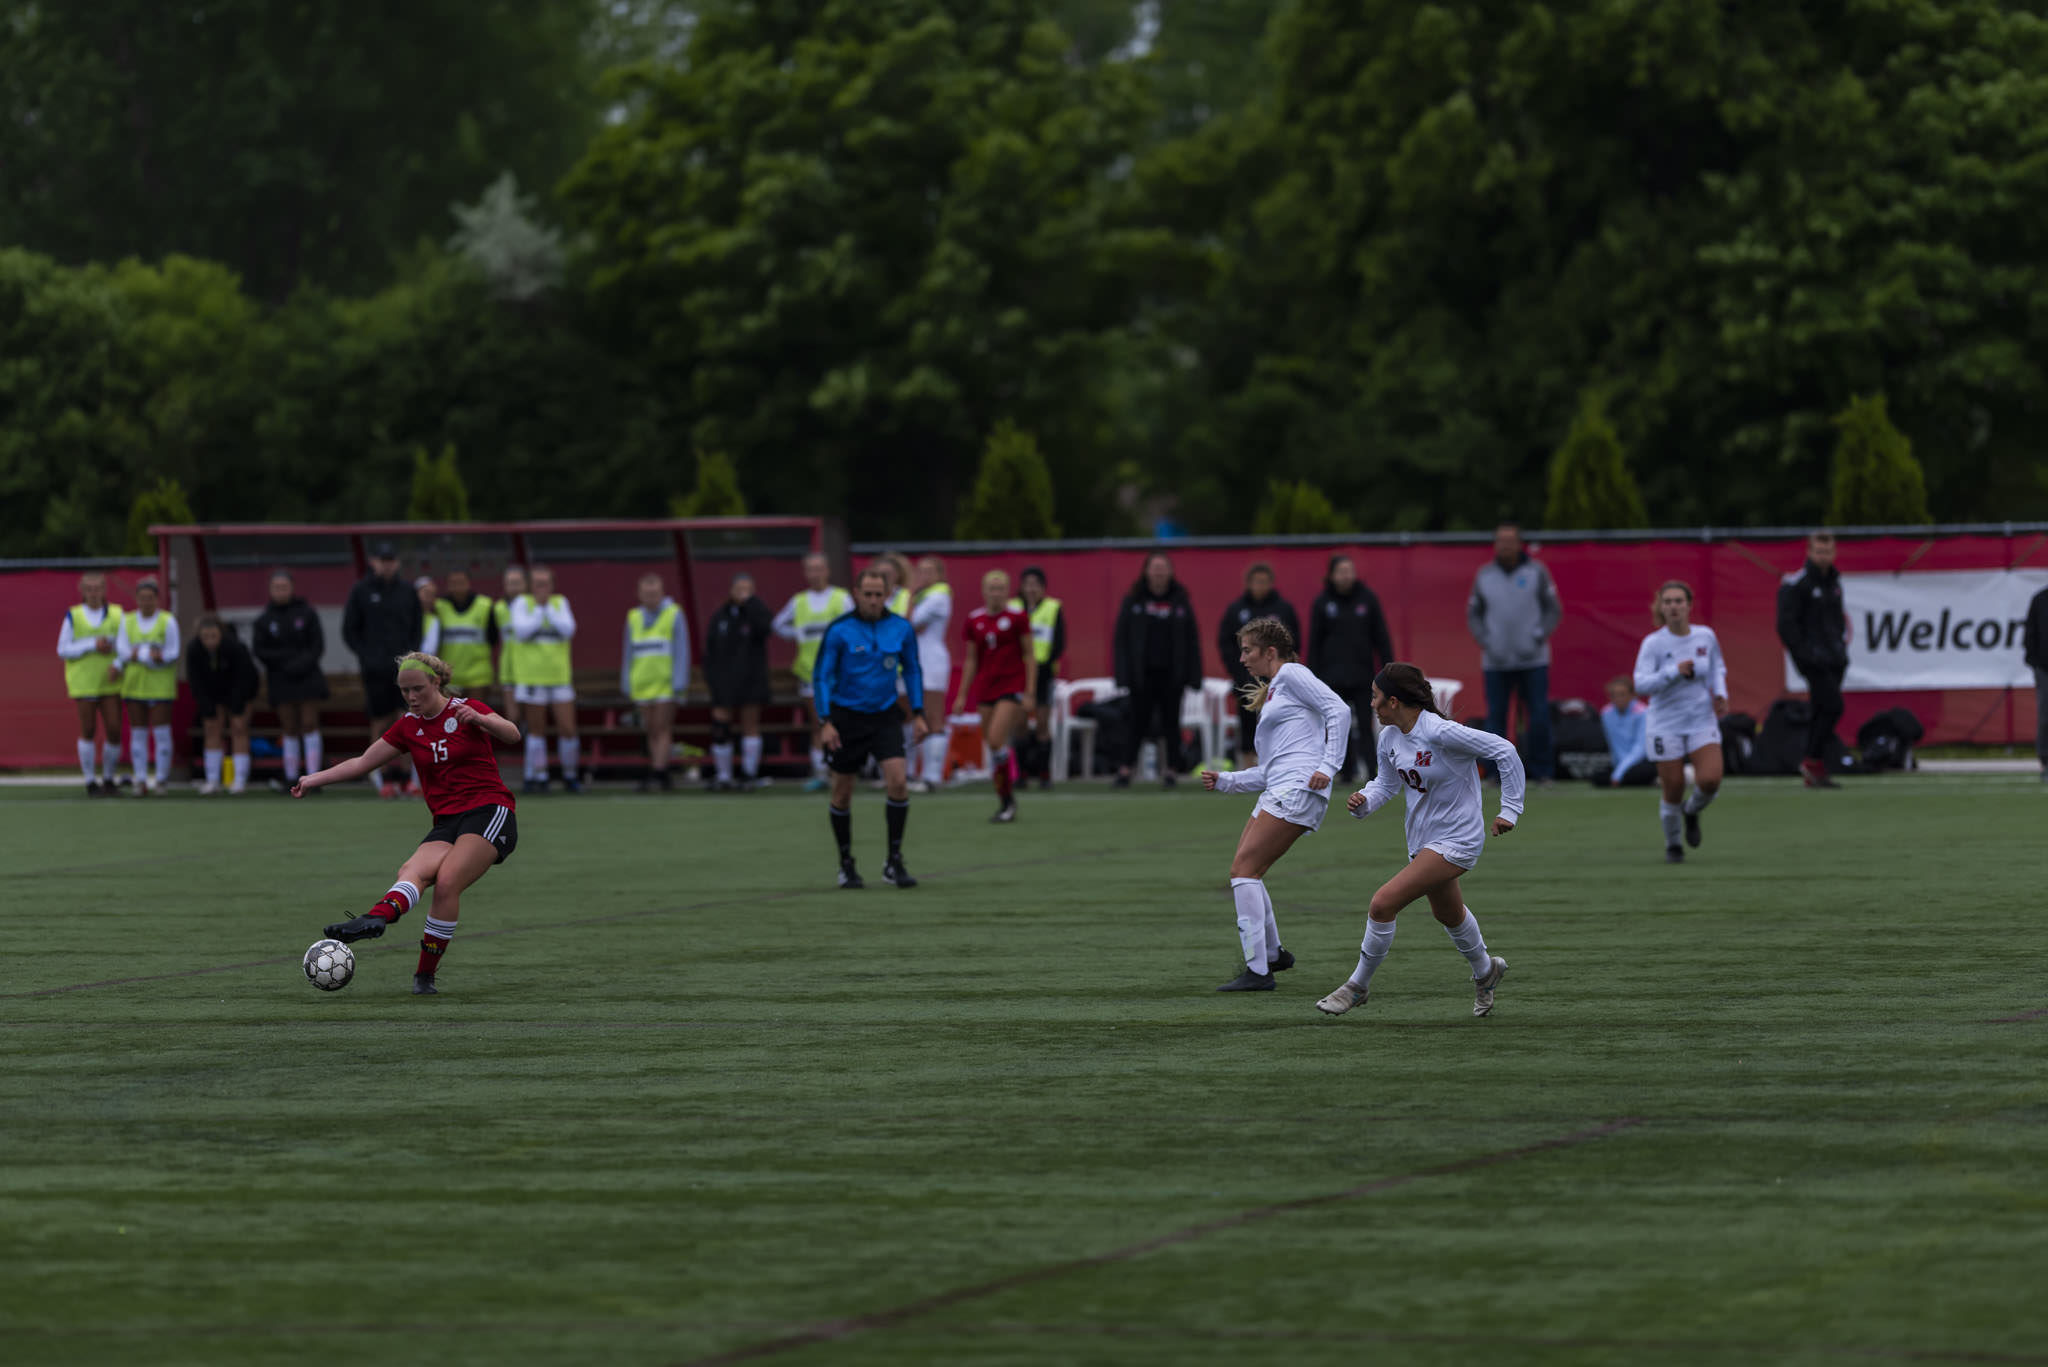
left=1180, top=687, right=1217, bottom=767
left=1428, top=677, right=1465, bottom=719
left=1199, top=677, right=1239, bottom=761
left=1052, top=677, right=1123, bottom=782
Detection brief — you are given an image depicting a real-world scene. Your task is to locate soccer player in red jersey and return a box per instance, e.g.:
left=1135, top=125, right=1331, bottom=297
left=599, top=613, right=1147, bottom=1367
left=951, top=569, right=1037, bottom=823
left=294, top=652, right=521, bottom=995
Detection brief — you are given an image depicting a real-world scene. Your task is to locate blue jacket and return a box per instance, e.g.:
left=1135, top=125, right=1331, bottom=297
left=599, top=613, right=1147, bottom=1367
left=1600, top=700, right=1647, bottom=780
left=814, top=610, right=923, bottom=715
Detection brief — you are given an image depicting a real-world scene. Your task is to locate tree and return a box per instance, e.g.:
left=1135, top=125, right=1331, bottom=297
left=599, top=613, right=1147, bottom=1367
left=125, top=478, right=195, bottom=554
left=954, top=423, right=1062, bottom=540
left=671, top=452, right=749, bottom=517
left=1544, top=392, right=1648, bottom=531
left=1827, top=395, right=1932, bottom=527
left=1251, top=480, right=1345, bottom=536
left=408, top=445, right=472, bottom=522
left=450, top=175, right=567, bottom=304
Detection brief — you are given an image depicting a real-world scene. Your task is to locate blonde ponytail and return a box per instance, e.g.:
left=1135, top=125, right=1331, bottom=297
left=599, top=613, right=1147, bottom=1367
left=1235, top=617, right=1299, bottom=712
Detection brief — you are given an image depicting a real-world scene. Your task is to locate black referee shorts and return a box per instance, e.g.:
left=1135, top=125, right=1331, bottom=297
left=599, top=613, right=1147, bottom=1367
left=423, top=802, right=519, bottom=864
left=826, top=708, right=906, bottom=774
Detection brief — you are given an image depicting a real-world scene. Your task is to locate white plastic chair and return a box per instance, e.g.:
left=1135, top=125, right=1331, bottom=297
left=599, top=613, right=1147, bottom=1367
left=1428, top=677, right=1465, bottom=719
left=1052, top=677, right=1123, bottom=782
left=1180, top=687, right=1217, bottom=767
left=1200, top=677, right=1239, bottom=761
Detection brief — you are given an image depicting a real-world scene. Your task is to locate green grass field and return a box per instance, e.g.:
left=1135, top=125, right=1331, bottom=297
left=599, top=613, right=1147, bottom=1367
left=3, top=775, right=2044, bottom=1367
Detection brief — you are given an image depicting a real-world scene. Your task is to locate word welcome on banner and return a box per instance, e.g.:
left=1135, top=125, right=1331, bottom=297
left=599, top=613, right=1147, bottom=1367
left=1783, top=570, right=2048, bottom=692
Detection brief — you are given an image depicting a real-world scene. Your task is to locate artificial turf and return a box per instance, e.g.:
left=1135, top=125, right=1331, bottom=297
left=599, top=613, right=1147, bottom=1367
left=1, top=774, right=2043, bottom=1366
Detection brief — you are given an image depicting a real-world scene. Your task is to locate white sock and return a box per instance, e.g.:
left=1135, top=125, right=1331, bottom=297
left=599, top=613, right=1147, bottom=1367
left=130, top=730, right=149, bottom=783
left=713, top=742, right=735, bottom=783
left=152, top=724, right=172, bottom=784
left=1659, top=799, right=1682, bottom=848
left=1683, top=787, right=1716, bottom=816
left=302, top=731, right=323, bottom=773
left=204, top=748, right=224, bottom=787
left=1350, top=918, right=1397, bottom=989
left=525, top=734, right=547, bottom=780
left=78, top=739, right=95, bottom=781
left=387, top=881, right=421, bottom=916
left=741, top=735, right=762, bottom=778
left=1230, top=878, right=1269, bottom=974
left=559, top=737, right=581, bottom=779
left=99, top=739, right=118, bottom=781
left=282, top=736, right=303, bottom=782
left=231, top=752, right=250, bottom=792
left=1445, top=908, right=1493, bottom=977
left=1258, top=883, right=1281, bottom=960
left=922, top=733, right=948, bottom=785
left=810, top=746, right=826, bottom=778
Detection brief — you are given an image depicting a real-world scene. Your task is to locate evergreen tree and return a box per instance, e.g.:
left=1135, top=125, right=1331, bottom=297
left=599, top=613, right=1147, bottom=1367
left=1827, top=395, right=1932, bottom=526
left=125, top=479, right=195, bottom=555
left=1544, top=391, right=1648, bottom=530
left=1251, top=480, right=1345, bottom=536
left=407, top=444, right=471, bottom=521
left=954, top=424, right=1062, bottom=540
left=671, top=451, right=749, bottom=517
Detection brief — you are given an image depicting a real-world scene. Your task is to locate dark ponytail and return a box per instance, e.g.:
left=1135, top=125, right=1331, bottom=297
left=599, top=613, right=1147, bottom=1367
left=1373, top=662, right=1444, bottom=717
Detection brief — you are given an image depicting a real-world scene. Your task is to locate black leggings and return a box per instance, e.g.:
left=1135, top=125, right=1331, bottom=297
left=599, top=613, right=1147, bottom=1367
left=1804, top=667, right=1846, bottom=759
left=1123, top=676, right=1182, bottom=772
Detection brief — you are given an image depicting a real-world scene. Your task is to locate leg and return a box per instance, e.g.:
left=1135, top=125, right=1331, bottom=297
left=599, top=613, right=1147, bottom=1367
left=1805, top=668, right=1845, bottom=782
left=1422, top=874, right=1509, bottom=1013
left=645, top=700, right=675, bottom=774
left=95, top=695, right=121, bottom=783
left=879, top=755, right=915, bottom=883
left=984, top=699, right=1023, bottom=814
left=1680, top=742, right=1722, bottom=850
left=279, top=701, right=306, bottom=783
left=710, top=705, right=737, bottom=786
left=1521, top=665, right=1552, bottom=781
left=828, top=767, right=860, bottom=883
left=148, top=701, right=173, bottom=786
left=739, top=702, right=765, bottom=781
left=522, top=693, right=549, bottom=785
left=228, top=709, right=252, bottom=792
left=126, top=700, right=150, bottom=787
left=325, top=840, right=453, bottom=941
left=1336, top=850, right=1467, bottom=996
left=200, top=711, right=225, bottom=790
left=1656, top=758, right=1686, bottom=857
left=74, top=698, right=101, bottom=785
left=919, top=693, right=948, bottom=787
left=552, top=697, right=581, bottom=788
left=414, top=834, right=500, bottom=989
left=1222, top=813, right=1311, bottom=982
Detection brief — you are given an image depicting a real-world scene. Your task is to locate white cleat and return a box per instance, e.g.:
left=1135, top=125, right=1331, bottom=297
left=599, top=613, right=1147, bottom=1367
left=1315, top=981, right=1368, bottom=1016
left=1472, top=956, right=1508, bottom=1017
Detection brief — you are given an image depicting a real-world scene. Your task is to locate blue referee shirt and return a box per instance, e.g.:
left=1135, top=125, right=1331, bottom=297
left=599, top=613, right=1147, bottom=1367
left=814, top=610, right=924, bottom=715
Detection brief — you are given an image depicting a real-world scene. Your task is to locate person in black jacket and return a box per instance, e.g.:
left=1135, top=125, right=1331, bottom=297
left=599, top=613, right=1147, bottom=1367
left=1217, top=562, right=1301, bottom=766
left=703, top=572, right=775, bottom=790
left=251, top=571, right=330, bottom=788
left=1307, top=554, right=1396, bottom=780
left=185, top=613, right=260, bottom=794
left=342, top=540, right=423, bottom=796
left=1775, top=531, right=1849, bottom=789
left=1113, top=552, right=1201, bottom=788
left=2024, top=581, right=2048, bottom=780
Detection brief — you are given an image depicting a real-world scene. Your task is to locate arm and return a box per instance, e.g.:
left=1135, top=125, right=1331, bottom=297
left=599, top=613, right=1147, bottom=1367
left=1709, top=633, right=1729, bottom=713
left=772, top=596, right=799, bottom=642
left=1301, top=669, right=1352, bottom=780
left=159, top=615, right=182, bottom=666
left=341, top=585, right=365, bottom=657
left=1209, top=764, right=1266, bottom=794
left=56, top=613, right=91, bottom=660
left=1348, top=738, right=1403, bottom=818
left=899, top=625, right=924, bottom=716
left=114, top=615, right=137, bottom=666
left=1438, top=719, right=1526, bottom=827
left=511, top=597, right=544, bottom=641
left=1775, top=579, right=1804, bottom=657
left=1364, top=588, right=1395, bottom=673
left=1466, top=573, right=1487, bottom=646
left=550, top=597, right=577, bottom=640
left=620, top=615, right=635, bottom=696
left=451, top=701, right=520, bottom=745
left=812, top=625, right=839, bottom=717
left=1047, top=608, right=1065, bottom=669
left=952, top=637, right=980, bottom=713
left=672, top=610, right=691, bottom=695
left=1020, top=635, right=1037, bottom=714
left=294, top=737, right=403, bottom=795
left=1111, top=603, right=1132, bottom=687
left=1632, top=635, right=1680, bottom=696
left=420, top=616, right=442, bottom=656
left=299, top=609, right=326, bottom=675
left=1536, top=565, right=1562, bottom=642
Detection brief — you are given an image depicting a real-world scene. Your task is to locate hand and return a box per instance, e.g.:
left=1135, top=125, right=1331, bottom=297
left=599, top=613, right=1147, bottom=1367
left=911, top=715, right=930, bottom=743
left=1713, top=696, right=1729, bottom=718
left=1347, top=789, right=1369, bottom=815
left=1491, top=816, right=1517, bottom=837
left=1307, top=771, right=1331, bottom=792
left=95, top=637, right=114, bottom=654
left=1677, top=659, right=1695, bottom=678
left=451, top=702, right=482, bottom=727
left=291, top=777, right=312, bottom=798
left=817, top=722, right=841, bottom=751
left=1200, top=769, right=1220, bottom=790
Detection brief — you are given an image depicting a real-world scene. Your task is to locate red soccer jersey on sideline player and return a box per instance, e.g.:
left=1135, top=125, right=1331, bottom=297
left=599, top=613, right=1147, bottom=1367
left=962, top=606, right=1029, bottom=706
left=380, top=697, right=517, bottom=818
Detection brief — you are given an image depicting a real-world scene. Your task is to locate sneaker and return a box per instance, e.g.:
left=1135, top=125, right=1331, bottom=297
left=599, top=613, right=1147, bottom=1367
left=196, top=781, right=219, bottom=796
left=1315, top=981, right=1368, bottom=1015
left=837, top=860, right=864, bottom=890
left=906, top=779, right=934, bottom=795
left=85, top=780, right=102, bottom=798
left=412, top=974, right=438, bottom=996
left=324, top=914, right=389, bottom=943
left=804, top=776, right=828, bottom=793
left=656, top=771, right=674, bottom=792
left=562, top=778, right=584, bottom=794
left=1270, top=947, right=1295, bottom=973
left=1162, top=772, right=1178, bottom=790
left=1665, top=845, right=1684, bottom=864
left=1472, top=955, right=1508, bottom=1017
left=523, top=778, right=548, bottom=795
left=882, top=857, right=918, bottom=888
left=636, top=775, right=655, bottom=793
left=751, top=775, right=773, bottom=790
left=1217, top=967, right=1275, bottom=992
left=1683, top=806, right=1702, bottom=848
left=713, top=778, right=735, bottom=793
left=990, top=801, right=1017, bottom=824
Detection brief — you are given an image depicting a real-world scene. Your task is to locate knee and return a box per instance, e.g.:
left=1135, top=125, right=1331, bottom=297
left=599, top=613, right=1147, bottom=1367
left=1367, top=891, right=1401, bottom=922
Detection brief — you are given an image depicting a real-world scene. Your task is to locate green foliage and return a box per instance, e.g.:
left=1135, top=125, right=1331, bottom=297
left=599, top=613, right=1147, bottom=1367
left=408, top=445, right=472, bottom=522
left=125, top=479, right=195, bottom=555
left=1251, top=480, right=1346, bottom=536
left=1827, top=396, right=1931, bottom=527
left=1544, top=393, right=1648, bottom=531
left=670, top=452, right=749, bottom=518
left=954, top=424, right=1062, bottom=540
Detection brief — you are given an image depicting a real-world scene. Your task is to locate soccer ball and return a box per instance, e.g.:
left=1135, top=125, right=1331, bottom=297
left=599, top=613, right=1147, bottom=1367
left=303, top=939, right=355, bottom=992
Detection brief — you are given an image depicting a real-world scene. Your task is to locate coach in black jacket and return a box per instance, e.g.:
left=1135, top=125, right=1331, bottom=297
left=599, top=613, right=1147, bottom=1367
left=2025, top=582, right=2048, bottom=778
left=1216, top=562, right=1301, bottom=766
left=1775, top=530, right=1849, bottom=787
left=1307, top=554, right=1396, bottom=779
left=1113, top=553, right=1200, bottom=787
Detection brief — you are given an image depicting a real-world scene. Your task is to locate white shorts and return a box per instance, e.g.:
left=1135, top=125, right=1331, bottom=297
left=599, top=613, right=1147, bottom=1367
left=1413, top=841, right=1482, bottom=871
left=515, top=684, right=576, bottom=705
left=1256, top=784, right=1330, bottom=832
left=1647, top=726, right=1720, bottom=763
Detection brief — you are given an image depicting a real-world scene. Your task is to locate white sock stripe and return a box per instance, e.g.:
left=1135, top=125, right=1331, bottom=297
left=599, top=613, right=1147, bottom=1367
left=423, top=917, right=458, bottom=938
left=390, top=881, right=421, bottom=906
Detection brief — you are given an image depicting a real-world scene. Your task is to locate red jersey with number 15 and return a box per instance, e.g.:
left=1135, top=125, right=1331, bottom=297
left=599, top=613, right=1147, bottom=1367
left=381, top=697, right=516, bottom=818
left=962, top=606, right=1029, bottom=704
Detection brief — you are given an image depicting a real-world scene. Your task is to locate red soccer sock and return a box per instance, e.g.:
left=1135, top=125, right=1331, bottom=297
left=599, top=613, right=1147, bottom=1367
left=369, top=880, right=420, bottom=923
left=416, top=935, right=448, bottom=977
left=993, top=748, right=1014, bottom=801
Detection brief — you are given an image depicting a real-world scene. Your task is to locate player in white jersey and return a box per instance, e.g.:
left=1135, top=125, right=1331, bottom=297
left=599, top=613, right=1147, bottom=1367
left=906, top=555, right=952, bottom=791
left=1632, top=579, right=1728, bottom=864
left=1316, top=663, right=1521, bottom=1019
left=1201, top=618, right=1350, bottom=992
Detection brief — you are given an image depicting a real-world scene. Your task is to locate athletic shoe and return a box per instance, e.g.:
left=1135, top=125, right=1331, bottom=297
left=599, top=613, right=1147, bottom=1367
left=837, top=860, right=864, bottom=890
left=751, top=776, right=773, bottom=789
left=523, top=778, right=548, bottom=795
left=1316, top=981, right=1368, bottom=1015
left=1683, top=806, right=1703, bottom=848
left=1270, top=947, right=1295, bottom=972
left=1162, top=773, right=1178, bottom=790
left=562, top=778, right=584, bottom=794
left=990, top=801, right=1017, bottom=824
left=412, top=974, right=438, bottom=996
left=1665, top=845, right=1684, bottom=864
left=803, top=776, right=828, bottom=793
left=1217, top=967, right=1275, bottom=992
left=881, top=858, right=918, bottom=888
left=1472, top=955, right=1508, bottom=1017
left=324, top=914, right=389, bottom=943
left=85, top=780, right=101, bottom=798
left=196, top=781, right=219, bottom=796
left=713, top=778, right=735, bottom=793
left=906, top=779, right=934, bottom=795
left=1037, top=778, right=1052, bottom=791
left=656, top=771, right=674, bottom=792
left=1800, top=758, right=1840, bottom=789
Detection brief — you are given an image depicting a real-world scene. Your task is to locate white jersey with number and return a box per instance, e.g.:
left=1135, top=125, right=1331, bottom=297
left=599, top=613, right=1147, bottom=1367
left=1633, top=624, right=1727, bottom=737
left=1354, top=709, right=1524, bottom=868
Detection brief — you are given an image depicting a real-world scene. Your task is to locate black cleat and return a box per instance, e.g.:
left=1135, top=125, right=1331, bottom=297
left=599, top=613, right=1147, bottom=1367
left=523, top=778, right=547, bottom=795
left=1270, top=947, right=1295, bottom=972
left=656, top=770, right=674, bottom=792
left=881, top=858, right=917, bottom=888
left=989, top=801, right=1017, bottom=824
left=1665, top=845, right=1684, bottom=864
left=562, top=777, right=584, bottom=794
left=85, top=780, right=101, bottom=797
left=838, top=860, right=864, bottom=890
left=1217, top=967, right=1276, bottom=992
left=325, top=914, right=389, bottom=943
left=1684, top=807, right=1702, bottom=848
left=1162, top=772, right=1178, bottom=790
left=411, top=973, right=438, bottom=996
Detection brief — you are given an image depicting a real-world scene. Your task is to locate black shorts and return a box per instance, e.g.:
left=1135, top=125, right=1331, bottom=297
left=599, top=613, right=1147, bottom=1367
left=423, top=802, right=518, bottom=864
left=362, top=667, right=402, bottom=717
left=193, top=693, right=252, bottom=721
left=979, top=691, right=1026, bottom=709
left=826, top=708, right=906, bottom=774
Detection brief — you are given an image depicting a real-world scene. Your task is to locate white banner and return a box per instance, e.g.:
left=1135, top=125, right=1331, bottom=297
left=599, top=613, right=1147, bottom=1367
left=1784, top=569, right=2048, bottom=692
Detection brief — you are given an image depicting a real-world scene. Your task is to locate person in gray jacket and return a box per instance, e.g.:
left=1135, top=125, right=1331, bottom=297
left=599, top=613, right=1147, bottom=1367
left=1466, top=522, right=1564, bottom=783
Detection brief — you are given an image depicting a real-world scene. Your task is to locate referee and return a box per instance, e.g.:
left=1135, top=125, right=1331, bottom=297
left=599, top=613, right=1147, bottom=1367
left=815, top=569, right=927, bottom=889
